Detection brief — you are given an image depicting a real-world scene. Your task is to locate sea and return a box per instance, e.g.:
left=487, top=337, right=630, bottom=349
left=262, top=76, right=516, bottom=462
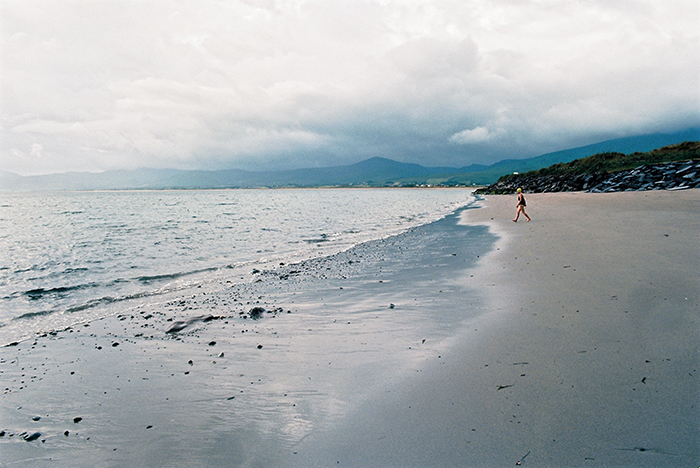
left=0, top=188, right=475, bottom=345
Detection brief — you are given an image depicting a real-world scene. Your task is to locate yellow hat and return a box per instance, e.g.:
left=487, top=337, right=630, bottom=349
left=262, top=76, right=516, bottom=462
left=517, top=188, right=522, bottom=193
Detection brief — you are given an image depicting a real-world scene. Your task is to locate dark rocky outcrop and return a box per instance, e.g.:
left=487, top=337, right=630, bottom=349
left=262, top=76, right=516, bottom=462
left=476, top=159, right=699, bottom=195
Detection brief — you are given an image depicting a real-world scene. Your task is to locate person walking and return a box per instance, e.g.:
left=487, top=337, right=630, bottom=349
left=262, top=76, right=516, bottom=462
left=513, top=188, right=531, bottom=222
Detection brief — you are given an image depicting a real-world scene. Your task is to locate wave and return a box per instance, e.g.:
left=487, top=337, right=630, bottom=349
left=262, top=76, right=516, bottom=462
left=65, top=296, right=119, bottom=313
left=135, top=267, right=219, bottom=284
left=63, top=267, right=89, bottom=274
left=23, top=282, right=101, bottom=300
left=14, top=265, right=220, bottom=304
left=13, top=281, right=202, bottom=322
left=304, top=233, right=330, bottom=244
left=12, top=308, right=57, bottom=320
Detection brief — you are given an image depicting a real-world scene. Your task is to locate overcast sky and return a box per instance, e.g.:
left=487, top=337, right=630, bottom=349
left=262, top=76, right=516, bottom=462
left=1, top=0, right=698, bottom=175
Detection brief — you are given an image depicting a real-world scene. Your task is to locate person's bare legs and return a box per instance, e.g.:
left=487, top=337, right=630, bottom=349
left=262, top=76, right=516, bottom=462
left=513, top=205, right=531, bottom=222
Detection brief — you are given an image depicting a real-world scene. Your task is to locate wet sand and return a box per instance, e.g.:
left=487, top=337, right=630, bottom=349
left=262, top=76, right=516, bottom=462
left=290, top=190, right=700, bottom=467
left=2, top=190, right=698, bottom=467
left=0, top=205, right=497, bottom=467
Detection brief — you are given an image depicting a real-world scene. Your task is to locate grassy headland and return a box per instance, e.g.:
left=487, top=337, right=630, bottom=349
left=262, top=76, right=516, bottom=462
left=476, top=141, right=700, bottom=194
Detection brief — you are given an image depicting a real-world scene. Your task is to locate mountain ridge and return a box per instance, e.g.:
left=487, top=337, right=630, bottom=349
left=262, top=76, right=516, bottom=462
left=2, top=127, right=698, bottom=191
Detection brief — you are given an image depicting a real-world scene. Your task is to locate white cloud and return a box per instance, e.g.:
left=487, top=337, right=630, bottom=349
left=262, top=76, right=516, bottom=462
left=449, top=127, right=491, bottom=144
left=30, top=143, right=44, bottom=158
left=1, top=0, right=698, bottom=174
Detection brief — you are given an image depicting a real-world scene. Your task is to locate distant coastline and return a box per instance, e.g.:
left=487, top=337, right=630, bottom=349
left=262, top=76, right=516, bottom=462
left=2, top=128, right=698, bottom=192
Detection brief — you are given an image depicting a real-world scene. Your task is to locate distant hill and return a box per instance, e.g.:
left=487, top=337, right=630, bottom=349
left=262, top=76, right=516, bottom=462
left=475, top=141, right=700, bottom=194
left=1, top=127, right=698, bottom=191
left=515, top=141, right=700, bottom=177
left=445, top=127, right=700, bottom=185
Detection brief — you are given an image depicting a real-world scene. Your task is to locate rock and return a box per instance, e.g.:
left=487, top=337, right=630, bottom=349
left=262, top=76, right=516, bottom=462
left=166, top=321, right=188, bottom=333
left=249, top=307, right=265, bottom=319
left=166, top=314, right=216, bottom=333
left=73, top=417, right=82, bottom=423
left=24, top=432, right=41, bottom=442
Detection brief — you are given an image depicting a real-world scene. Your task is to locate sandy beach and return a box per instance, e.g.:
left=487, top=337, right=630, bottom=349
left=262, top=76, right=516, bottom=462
left=2, top=190, right=698, bottom=467
left=292, top=189, right=700, bottom=467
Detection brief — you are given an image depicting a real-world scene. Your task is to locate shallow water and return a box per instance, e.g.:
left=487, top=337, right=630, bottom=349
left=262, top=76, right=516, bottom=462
left=0, top=188, right=472, bottom=344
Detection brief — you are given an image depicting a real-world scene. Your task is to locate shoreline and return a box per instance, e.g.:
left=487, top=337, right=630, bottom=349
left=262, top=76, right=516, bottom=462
left=0, top=188, right=472, bottom=347
left=0, top=201, right=496, bottom=467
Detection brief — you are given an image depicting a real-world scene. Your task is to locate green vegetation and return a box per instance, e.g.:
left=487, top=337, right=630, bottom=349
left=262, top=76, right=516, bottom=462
left=496, top=141, right=700, bottom=183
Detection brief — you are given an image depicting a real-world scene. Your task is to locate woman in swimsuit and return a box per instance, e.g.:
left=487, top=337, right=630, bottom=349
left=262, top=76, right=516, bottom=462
left=513, top=188, right=531, bottom=222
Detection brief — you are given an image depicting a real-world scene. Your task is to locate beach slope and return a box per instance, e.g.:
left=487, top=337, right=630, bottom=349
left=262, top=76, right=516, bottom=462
left=291, top=190, right=700, bottom=467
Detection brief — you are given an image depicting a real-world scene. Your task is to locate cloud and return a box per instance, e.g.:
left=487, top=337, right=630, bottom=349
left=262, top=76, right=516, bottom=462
left=30, top=143, right=44, bottom=158
left=1, top=0, right=698, bottom=175
left=449, top=127, right=492, bottom=144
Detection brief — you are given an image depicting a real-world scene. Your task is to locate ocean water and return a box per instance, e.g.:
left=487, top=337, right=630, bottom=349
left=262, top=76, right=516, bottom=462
left=0, top=188, right=473, bottom=344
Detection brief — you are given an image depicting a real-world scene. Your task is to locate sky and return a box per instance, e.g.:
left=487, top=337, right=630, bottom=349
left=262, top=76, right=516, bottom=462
left=1, top=0, right=698, bottom=175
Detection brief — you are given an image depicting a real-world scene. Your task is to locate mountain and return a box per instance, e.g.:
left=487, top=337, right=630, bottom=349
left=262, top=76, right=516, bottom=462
left=0, top=158, right=468, bottom=191
left=1, top=128, right=698, bottom=191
